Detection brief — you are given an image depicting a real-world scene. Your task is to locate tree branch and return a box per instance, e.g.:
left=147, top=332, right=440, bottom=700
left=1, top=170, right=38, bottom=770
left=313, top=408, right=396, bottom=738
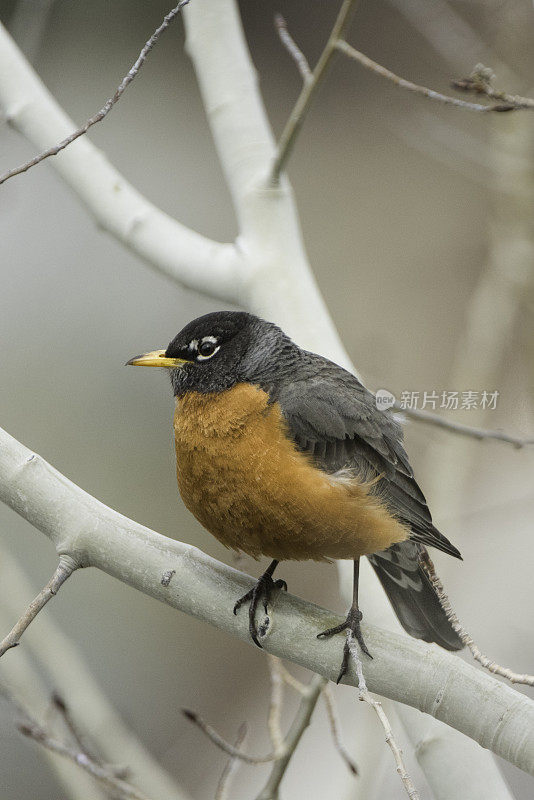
left=266, top=656, right=286, bottom=756
left=349, top=636, right=420, bottom=800
left=269, top=0, right=359, bottom=185
left=421, top=552, right=534, bottom=686
left=395, top=404, right=534, bottom=448
left=0, top=21, right=242, bottom=302
left=397, top=703, right=515, bottom=800
left=335, top=41, right=519, bottom=112
left=1, top=424, right=534, bottom=776
left=255, top=674, right=326, bottom=800
left=451, top=63, right=534, bottom=109
left=182, top=709, right=279, bottom=764
left=0, top=1, right=191, bottom=186
left=215, top=722, right=247, bottom=800
left=0, top=556, right=75, bottom=657
left=2, top=2, right=526, bottom=795
left=274, top=14, right=312, bottom=84
left=51, top=693, right=122, bottom=775
left=183, top=0, right=354, bottom=364
left=322, top=685, right=358, bottom=776
left=0, top=543, right=191, bottom=800
left=272, top=657, right=358, bottom=778
left=19, top=720, right=151, bottom=800
left=187, top=656, right=356, bottom=799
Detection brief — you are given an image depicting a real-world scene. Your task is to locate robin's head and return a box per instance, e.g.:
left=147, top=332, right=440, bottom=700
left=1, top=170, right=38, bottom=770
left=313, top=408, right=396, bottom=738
left=127, top=311, right=298, bottom=395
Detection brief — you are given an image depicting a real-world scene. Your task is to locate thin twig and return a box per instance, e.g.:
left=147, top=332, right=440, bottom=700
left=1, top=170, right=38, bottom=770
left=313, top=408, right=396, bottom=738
left=420, top=553, right=534, bottom=687
left=0, top=0, right=190, bottom=186
left=19, top=720, right=151, bottom=800
left=0, top=556, right=76, bottom=657
left=51, top=693, right=130, bottom=781
left=183, top=669, right=328, bottom=799
left=255, top=674, right=326, bottom=800
left=269, top=0, right=359, bottom=185
left=267, top=656, right=285, bottom=754
left=348, top=634, right=420, bottom=800
left=182, top=709, right=279, bottom=764
left=336, top=40, right=518, bottom=113
left=215, top=722, right=248, bottom=800
left=394, top=404, right=534, bottom=448
left=323, top=685, right=358, bottom=775
left=275, top=661, right=309, bottom=696
left=51, top=692, right=102, bottom=764
left=274, top=14, right=312, bottom=84
left=452, top=64, right=534, bottom=110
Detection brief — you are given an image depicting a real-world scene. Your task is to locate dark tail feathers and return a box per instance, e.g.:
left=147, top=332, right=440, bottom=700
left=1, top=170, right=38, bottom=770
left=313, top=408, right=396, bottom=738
left=367, top=541, right=463, bottom=651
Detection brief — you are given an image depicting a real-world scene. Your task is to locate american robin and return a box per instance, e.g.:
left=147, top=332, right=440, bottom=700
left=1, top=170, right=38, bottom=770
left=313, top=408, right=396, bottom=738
left=127, top=311, right=463, bottom=681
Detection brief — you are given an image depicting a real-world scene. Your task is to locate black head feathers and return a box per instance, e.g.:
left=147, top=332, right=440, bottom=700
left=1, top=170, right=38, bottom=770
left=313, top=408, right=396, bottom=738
left=165, top=311, right=299, bottom=396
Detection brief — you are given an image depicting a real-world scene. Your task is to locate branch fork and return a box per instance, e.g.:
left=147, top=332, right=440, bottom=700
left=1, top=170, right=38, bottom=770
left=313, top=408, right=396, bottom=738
left=0, top=556, right=76, bottom=658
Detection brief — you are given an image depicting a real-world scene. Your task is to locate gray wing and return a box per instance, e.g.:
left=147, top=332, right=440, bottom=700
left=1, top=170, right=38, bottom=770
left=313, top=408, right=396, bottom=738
left=276, top=355, right=460, bottom=559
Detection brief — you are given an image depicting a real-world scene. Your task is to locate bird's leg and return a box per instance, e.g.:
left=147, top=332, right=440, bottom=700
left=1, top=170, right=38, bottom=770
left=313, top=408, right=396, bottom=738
left=233, top=559, right=287, bottom=648
left=317, top=559, right=372, bottom=683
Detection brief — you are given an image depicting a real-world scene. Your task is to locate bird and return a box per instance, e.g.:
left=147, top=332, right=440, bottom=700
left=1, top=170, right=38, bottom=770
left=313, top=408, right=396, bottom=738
left=127, top=310, right=463, bottom=682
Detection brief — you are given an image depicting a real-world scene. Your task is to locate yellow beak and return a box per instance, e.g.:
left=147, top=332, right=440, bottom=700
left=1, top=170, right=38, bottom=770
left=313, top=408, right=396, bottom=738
left=126, top=350, right=189, bottom=368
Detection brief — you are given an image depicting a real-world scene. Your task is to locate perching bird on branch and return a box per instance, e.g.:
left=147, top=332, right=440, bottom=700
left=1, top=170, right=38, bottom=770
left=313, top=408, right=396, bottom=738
left=127, top=311, right=463, bottom=681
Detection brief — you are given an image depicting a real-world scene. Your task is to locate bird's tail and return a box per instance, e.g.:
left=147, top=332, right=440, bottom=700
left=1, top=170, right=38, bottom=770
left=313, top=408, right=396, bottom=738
left=367, top=541, right=463, bottom=651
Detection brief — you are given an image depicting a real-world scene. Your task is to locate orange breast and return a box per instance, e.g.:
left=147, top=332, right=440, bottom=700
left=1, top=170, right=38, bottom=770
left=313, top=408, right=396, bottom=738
left=173, top=383, right=408, bottom=561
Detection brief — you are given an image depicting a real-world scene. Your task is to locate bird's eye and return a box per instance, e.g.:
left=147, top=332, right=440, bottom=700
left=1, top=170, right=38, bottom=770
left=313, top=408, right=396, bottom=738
left=199, top=341, right=216, bottom=356
left=197, top=337, right=220, bottom=360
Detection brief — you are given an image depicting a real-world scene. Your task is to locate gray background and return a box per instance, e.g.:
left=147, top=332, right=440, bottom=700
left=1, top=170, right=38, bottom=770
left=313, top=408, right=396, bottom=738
left=1, top=1, right=533, bottom=798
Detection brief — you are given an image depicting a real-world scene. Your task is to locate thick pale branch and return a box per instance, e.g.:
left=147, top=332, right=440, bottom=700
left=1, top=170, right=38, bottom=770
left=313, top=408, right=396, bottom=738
left=184, top=0, right=279, bottom=222
left=183, top=0, right=354, bottom=364
left=0, top=21, right=242, bottom=302
left=397, top=703, right=514, bottom=800
left=1, top=425, right=534, bottom=775
left=0, top=556, right=75, bottom=657
left=1, top=4, right=528, bottom=795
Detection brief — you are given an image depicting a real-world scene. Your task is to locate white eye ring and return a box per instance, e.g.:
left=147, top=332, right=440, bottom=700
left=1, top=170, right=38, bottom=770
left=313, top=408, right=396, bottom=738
left=197, top=345, right=220, bottom=361
left=196, top=336, right=220, bottom=360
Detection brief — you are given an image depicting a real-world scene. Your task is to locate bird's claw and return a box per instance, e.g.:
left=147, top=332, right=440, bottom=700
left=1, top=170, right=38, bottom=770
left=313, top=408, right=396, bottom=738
left=317, top=607, right=372, bottom=684
left=234, top=573, right=287, bottom=648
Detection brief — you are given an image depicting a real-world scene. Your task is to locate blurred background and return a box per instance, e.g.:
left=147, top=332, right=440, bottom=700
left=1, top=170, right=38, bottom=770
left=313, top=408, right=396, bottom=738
left=1, top=0, right=533, bottom=798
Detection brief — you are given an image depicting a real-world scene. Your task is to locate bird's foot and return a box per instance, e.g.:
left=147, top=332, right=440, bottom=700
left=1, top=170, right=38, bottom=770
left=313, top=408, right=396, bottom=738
left=233, top=570, right=287, bottom=648
left=317, top=607, right=372, bottom=684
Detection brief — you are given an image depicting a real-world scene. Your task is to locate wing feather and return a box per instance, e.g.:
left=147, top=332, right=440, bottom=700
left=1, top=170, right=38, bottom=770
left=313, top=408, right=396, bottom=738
left=276, top=354, right=460, bottom=559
